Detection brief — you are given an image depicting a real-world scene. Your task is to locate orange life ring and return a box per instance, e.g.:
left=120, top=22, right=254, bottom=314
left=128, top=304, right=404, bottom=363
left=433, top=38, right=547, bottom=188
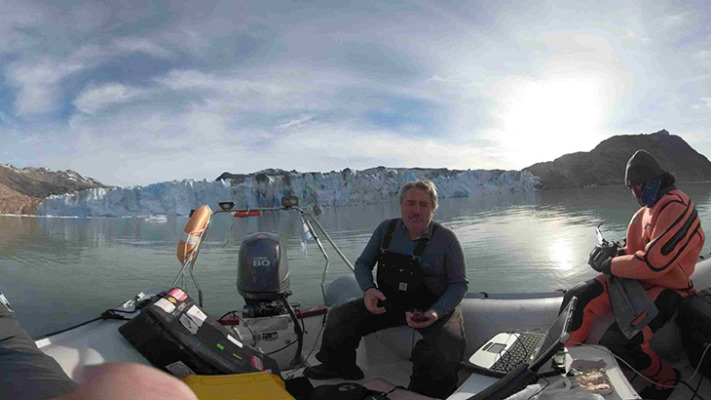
left=177, top=205, right=212, bottom=264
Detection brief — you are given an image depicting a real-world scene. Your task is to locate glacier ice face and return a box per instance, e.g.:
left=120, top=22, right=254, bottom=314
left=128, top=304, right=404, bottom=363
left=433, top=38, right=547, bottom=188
left=37, top=168, right=540, bottom=217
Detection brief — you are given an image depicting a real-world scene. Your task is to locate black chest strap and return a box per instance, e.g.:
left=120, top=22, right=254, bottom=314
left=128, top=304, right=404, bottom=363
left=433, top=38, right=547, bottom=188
left=380, top=218, right=438, bottom=257
left=381, top=219, right=399, bottom=251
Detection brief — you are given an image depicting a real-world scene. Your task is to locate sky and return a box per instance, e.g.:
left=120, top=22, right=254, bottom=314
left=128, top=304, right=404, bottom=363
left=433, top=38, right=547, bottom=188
left=1, top=1, right=711, bottom=187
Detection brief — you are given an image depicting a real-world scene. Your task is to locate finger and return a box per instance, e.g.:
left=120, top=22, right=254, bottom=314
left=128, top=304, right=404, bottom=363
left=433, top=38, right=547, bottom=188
left=366, top=303, right=381, bottom=314
left=371, top=305, right=386, bottom=314
left=364, top=297, right=376, bottom=311
left=366, top=298, right=385, bottom=314
left=408, top=320, right=428, bottom=329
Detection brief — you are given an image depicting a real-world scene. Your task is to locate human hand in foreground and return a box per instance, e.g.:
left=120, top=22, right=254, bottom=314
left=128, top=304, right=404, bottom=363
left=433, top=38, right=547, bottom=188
left=406, top=309, right=438, bottom=329
left=364, top=287, right=387, bottom=314
left=588, top=246, right=613, bottom=274
left=57, top=363, right=198, bottom=400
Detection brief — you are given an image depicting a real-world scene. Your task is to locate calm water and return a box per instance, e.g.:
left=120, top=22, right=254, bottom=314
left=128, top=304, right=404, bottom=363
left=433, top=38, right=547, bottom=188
left=2, top=183, right=711, bottom=337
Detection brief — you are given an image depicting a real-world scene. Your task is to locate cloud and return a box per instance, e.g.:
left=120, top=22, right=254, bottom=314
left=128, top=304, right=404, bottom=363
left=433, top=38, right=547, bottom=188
left=73, top=83, right=148, bottom=114
left=7, top=59, right=81, bottom=116
left=693, top=97, right=711, bottom=110
left=694, top=49, right=711, bottom=66
left=54, top=115, right=501, bottom=186
left=2, top=0, right=711, bottom=186
left=112, top=37, right=172, bottom=59
left=277, top=114, right=319, bottom=130
left=5, top=36, right=172, bottom=116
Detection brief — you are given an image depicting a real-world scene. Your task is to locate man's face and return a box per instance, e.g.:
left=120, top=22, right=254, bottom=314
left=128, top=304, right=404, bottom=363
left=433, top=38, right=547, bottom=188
left=401, top=188, right=435, bottom=236
left=627, top=180, right=644, bottom=205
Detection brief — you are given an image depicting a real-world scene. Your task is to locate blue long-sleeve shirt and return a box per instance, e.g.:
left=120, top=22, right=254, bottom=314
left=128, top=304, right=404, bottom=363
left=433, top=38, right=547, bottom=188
left=354, top=219, right=469, bottom=316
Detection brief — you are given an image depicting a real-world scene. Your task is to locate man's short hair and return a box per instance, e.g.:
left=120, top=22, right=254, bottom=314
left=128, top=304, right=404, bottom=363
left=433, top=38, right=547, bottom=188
left=399, top=179, right=438, bottom=210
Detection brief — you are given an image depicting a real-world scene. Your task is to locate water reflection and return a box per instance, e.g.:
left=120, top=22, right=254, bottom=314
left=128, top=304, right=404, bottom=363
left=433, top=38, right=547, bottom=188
left=549, top=238, right=575, bottom=271
left=1, top=182, right=711, bottom=336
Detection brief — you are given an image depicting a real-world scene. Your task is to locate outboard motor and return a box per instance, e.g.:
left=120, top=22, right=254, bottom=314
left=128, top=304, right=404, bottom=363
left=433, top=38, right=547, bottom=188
left=237, top=231, right=303, bottom=369
left=237, top=232, right=291, bottom=317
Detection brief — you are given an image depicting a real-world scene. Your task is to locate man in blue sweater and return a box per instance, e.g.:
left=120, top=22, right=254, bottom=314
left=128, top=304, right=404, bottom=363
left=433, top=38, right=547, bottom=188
left=304, top=179, right=469, bottom=398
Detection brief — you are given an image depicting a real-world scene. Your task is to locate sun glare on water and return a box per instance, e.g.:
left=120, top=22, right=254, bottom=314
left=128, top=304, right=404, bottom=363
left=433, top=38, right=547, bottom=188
left=549, top=238, right=575, bottom=271
left=495, top=75, right=608, bottom=168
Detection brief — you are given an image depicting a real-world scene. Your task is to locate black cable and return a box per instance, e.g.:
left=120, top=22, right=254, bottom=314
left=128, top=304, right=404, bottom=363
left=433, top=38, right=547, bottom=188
left=266, top=339, right=298, bottom=355
left=682, top=379, right=708, bottom=400
left=300, top=312, right=307, bottom=336
left=103, top=308, right=140, bottom=315
left=217, top=310, right=236, bottom=321
left=526, top=376, right=550, bottom=400
left=504, top=333, right=520, bottom=372
left=302, top=313, right=327, bottom=364
left=33, top=308, right=138, bottom=340
left=217, top=310, right=257, bottom=345
left=500, top=333, right=513, bottom=372
left=279, top=295, right=304, bottom=369
left=501, top=332, right=534, bottom=373
left=693, top=373, right=704, bottom=400
left=383, top=385, right=406, bottom=396
left=570, top=341, right=711, bottom=399
left=0, top=336, right=15, bottom=343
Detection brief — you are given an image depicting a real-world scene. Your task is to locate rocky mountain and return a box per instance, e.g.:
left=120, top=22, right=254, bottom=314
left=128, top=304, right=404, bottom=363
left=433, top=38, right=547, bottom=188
left=524, top=130, right=711, bottom=189
left=0, top=164, right=107, bottom=215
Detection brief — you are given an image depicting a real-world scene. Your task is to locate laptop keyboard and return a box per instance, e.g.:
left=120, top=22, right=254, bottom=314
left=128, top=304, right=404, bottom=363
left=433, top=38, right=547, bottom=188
left=490, top=334, right=541, bottom=373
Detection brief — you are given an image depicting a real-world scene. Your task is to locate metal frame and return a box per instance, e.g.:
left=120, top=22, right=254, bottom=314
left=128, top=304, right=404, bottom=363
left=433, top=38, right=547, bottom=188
left=171, top=201, right=355, bottom=307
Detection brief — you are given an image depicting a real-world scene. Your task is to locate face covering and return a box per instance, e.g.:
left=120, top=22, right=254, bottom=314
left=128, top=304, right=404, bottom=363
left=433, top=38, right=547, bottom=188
left=640, top=178, right=662, bottom=207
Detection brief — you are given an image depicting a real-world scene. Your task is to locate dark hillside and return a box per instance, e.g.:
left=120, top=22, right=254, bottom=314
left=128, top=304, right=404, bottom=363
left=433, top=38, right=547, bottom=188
left=524, top=130, right=711, bottom=189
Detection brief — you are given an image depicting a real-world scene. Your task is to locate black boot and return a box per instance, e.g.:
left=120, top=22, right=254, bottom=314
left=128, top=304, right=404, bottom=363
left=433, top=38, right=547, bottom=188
left=303, top=363, right=364, bottom=380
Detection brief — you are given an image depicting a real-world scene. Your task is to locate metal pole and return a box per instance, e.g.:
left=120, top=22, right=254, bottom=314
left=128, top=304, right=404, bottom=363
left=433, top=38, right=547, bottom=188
left=304, top=214, right=355, bottom=272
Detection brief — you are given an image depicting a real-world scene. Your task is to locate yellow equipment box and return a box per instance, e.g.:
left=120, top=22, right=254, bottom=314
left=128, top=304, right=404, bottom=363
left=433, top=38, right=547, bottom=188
left=182, top=372, right=295, bottom=400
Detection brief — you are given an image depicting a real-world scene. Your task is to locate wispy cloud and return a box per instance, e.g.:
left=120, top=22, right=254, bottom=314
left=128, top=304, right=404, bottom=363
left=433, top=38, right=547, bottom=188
left=7, top=59, right=80, bottom=116
left=74, top=83, right=148, bottom=114
left=277, top=114, right=319, bottom=130
left=693, top=98, right=711, bottom=110
left=112, top=37, right=172, bottom=59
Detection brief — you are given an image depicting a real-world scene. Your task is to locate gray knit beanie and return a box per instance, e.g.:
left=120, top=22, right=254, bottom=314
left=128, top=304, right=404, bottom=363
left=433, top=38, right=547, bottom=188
left=624, top=150, right=665, bottom=185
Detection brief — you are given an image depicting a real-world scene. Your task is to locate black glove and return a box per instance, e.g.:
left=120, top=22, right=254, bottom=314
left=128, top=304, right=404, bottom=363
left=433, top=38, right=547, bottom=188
left=588, top=246, right=613, bottom=274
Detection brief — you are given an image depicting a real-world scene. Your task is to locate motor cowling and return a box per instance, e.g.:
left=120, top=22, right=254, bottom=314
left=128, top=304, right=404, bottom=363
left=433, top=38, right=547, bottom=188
left=237, top=232, right=290, bottom=301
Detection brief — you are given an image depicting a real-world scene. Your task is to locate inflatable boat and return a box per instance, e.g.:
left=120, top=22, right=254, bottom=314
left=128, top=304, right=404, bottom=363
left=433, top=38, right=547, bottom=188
left=35, top=198, right=711, bottom=399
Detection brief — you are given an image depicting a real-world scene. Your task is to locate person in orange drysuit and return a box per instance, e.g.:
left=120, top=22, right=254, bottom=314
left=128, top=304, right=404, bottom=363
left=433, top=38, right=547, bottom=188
left=560, top=149, right=705, bottom=400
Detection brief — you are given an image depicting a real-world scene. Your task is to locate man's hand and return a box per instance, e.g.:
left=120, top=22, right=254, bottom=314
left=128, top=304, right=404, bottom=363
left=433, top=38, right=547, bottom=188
left=406, top=309, right=438, bottom=329
left=588, top=246, right=613, bottom=274
left=364, top=288, right=387, bottom=314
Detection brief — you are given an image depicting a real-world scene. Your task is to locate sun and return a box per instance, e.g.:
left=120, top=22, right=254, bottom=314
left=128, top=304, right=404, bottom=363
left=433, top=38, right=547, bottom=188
left=495, top=75, right=608, bottom=168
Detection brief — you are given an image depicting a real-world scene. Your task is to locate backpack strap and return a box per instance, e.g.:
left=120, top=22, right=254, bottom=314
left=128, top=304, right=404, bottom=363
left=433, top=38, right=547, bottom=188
left=380, top=218, right=400, bottom=251
left=411, top=222, right=439, bottom=257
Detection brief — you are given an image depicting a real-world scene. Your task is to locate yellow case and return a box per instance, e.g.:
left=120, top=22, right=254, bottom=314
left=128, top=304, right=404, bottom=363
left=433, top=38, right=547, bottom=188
left=182, top=372, right=295, bottom=400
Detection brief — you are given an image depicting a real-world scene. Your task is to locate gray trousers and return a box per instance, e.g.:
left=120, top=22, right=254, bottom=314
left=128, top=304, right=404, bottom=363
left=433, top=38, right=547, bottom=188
left=0, top=299, right=77, bottom=400
left=315, top=299, right=465, bottom=398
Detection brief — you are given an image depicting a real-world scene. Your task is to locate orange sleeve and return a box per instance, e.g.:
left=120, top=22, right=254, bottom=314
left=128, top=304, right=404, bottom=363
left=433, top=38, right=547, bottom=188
left=611, top=200, right=698, bottom=280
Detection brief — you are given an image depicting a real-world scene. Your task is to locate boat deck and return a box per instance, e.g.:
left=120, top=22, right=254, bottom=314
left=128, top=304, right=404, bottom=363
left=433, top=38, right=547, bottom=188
left=294, top=322, right=711, bottom=400
left=38, top=259, right=711, bottom=399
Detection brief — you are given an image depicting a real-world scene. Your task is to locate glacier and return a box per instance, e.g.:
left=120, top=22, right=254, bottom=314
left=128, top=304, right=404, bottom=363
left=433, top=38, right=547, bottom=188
left=36, top=168, right=540, bottom=217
